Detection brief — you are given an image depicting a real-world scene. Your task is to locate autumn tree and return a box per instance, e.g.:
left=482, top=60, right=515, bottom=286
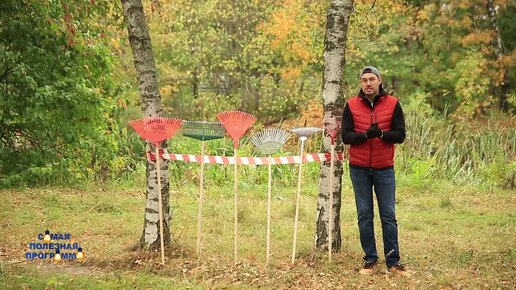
left=121, top=0, right=171, bottom=249
left=349, top=0, right=516, bottom=117
left=146, top=0, right=282, bottom=121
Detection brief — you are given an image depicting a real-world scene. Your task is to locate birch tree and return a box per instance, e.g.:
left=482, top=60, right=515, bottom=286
left=315, top=0, right=354, bottom=252
left=121, top=0, right=171, bottom=249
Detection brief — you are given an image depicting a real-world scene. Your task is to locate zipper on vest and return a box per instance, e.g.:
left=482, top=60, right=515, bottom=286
left=369, top=102, right=374, bottom=167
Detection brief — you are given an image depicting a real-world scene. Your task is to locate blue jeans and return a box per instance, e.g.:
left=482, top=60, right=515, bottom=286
left=350, top=166, right=400, bottom=267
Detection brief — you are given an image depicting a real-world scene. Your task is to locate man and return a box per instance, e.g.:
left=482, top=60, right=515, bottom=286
left=341, top=66, right=410, bottom=277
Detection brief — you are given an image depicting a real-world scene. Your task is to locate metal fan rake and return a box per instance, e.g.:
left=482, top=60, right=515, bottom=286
left=129, top=116, right=183, bottom=265
left=249, top=128, right=291, bottom=265
left=216, top=110, right=257, bottom=262
left=289, top=127, right=322, bottom=264
left=181, top=121, right=225, bottom=258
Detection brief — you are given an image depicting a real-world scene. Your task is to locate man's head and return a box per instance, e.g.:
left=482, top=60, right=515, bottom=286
left=359, top=66, right=382, bottom=99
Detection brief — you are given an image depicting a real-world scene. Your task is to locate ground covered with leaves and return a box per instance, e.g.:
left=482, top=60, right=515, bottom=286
left=0, top=184, right=514, bottom=289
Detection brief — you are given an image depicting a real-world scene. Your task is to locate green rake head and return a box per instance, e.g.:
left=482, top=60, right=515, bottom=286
left=181, top=120, right=225, bottom=141
left=250, top=128, right=291, bottom=155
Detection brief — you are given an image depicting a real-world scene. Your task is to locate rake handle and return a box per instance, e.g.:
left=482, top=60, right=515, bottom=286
left=266, top=156, right=272, bottom=265
left=196, top=141, right=205, bottom=257
left=292, top=139, right=306, bottom=264
left=155, top=143, right=165, bottom=265
left=328, top=143, right=335, bottom=262
left=234, top=147, right=238, bottom=263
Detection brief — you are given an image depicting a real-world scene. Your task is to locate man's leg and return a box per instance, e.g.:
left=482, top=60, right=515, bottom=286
left=350, top=166, right=377, bottom=263
left=373, top=168, right=400, bottom=267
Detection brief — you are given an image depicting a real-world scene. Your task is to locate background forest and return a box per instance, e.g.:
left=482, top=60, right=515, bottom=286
left=1, top=0, right=514, bottom=189
left=1, top=1, right=515, bottom=289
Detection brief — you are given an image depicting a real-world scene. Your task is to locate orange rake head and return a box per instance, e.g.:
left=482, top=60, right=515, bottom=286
left=129, top=117, right=183, bottom=147
left=324, top=123, right=341, bottom=145
left=216, top=110, right=257, bottom=148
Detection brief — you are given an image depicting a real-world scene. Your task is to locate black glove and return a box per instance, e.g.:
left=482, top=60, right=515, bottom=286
left=366, top=123, right=382, bottom=139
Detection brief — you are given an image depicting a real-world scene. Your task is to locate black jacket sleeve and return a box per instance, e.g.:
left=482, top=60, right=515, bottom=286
left=341, top=103, right=367, bottom=145
left=381, top=101, right=406, bottom=144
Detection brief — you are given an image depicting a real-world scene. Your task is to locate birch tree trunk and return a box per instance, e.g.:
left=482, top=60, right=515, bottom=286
left=486, top=0, right=508, bottom=112
left=315, top=0, right=354, bottom=252
left=121, top=0, right=171, bottom=249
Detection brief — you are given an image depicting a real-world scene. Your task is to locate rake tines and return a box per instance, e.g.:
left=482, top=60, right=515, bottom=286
left=129, top=117, right=183, bottom=145
left=128, top=116, right=183, bottom=266
left=250, top=128, right=291, bottom=156
left=182, top=120, right=225, bottom=142
left=290, top=127, right=322, bottom=141
left=216, top=111, right=257, bottom=148
left=249, top=128, right=290, bottom=265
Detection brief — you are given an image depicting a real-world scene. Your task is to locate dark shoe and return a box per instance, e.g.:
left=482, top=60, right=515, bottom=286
left=388, top=264, right=412, bottom=277
left=359, top=260, right=377, bottom=275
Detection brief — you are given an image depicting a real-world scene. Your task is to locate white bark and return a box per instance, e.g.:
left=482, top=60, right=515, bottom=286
left=486, top=0, right=503, bottom=61
left=315, top=0, right=354, bottom=252
left=121, top=0, right=171, bottom=249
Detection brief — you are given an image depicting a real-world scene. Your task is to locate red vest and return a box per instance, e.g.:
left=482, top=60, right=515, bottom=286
left=348, top=95, right=398, bottom=168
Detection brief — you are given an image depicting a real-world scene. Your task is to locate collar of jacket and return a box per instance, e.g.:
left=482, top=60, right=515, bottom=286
left=358, top=85, right=388, bottom=106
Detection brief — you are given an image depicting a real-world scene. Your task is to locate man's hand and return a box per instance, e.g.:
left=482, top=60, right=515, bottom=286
left=366, top=123, right=382, bottom=139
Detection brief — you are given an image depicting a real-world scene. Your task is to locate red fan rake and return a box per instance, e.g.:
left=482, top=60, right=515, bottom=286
left=216, top=111, right=257, bottom=148
left=216, top=111, right=256, bottom=262
left=129, top=117, right=183, bottom=265
left=129, top=117, right=183, bottom=147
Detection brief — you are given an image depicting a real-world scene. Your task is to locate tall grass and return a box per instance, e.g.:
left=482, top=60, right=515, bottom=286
left=107, top=104, right=515, bottom=191
left=398, top=106, right=515, bottom=189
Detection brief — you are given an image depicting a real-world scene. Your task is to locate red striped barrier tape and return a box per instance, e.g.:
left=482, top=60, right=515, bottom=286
left=147, top=151, right=346, bottom=165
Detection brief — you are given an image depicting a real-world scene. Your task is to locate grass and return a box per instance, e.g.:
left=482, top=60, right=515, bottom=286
left=0, top=177, right=515, bottom=289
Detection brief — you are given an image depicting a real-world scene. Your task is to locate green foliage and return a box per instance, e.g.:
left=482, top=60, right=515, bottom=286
left=398, top=102, right=515, bottom=189
left=128, top=0, right=327, bottom=124
left=0, top=0, right=126, bottom=186
left=480, top=158, right=516, bottom=190
left=148, top=0, right=281, bottom=119
left=498, top=2, right=516, bottom=51
left=346, top=0, right=516, bottom=116
left=2, top=0, right=514, bottom=190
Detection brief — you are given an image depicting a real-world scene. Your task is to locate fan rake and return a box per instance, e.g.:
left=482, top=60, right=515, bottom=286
left=129, top=117, right=183, bottom=265
left=181, top=121, right=225, bottom=258
left=290, top=127, right=322, bottom=264
left=216, top=110, right=257, bottom=262
left=250, top=128, right=291, bottom=265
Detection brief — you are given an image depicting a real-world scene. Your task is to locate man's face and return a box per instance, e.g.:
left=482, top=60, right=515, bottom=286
left=360, top=73, right=381, bottom=98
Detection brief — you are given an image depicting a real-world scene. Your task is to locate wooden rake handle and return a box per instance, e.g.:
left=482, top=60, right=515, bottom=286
left=292, top=140, right=306, bottom=264
left=155, top=144, right=165, bottom=265
left=234, top=147, right=239, bottom=263
left=328, top=144, right=335, bottom=261
left=266, top=156, right=272, bottom=265
left=196, top=141, right=206, bottom=257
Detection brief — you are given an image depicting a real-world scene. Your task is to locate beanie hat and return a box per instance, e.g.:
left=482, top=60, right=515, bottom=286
left=359, top=66, right=381, bottom=80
